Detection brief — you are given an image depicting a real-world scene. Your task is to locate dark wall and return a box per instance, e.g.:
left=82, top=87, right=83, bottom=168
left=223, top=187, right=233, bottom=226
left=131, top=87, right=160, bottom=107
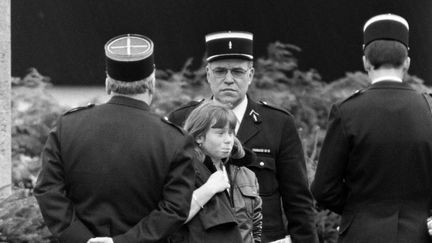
left=12, top=0, right=432, bottom=85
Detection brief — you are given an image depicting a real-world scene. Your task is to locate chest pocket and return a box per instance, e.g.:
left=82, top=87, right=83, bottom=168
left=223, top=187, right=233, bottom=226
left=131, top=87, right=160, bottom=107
left=248, top=156, right=277, bottom=196
left=235, top=185, right=260, bottom=218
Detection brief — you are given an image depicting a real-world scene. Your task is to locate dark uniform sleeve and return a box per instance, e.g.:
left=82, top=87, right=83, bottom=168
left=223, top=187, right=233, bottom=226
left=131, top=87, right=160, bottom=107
left=34, top=120, right=94, bottom=243
left=311, top=105, right=349, bottom=214
left=277, top=115, right=319, bottom=243
left=112, top=135, right=196, bottom=243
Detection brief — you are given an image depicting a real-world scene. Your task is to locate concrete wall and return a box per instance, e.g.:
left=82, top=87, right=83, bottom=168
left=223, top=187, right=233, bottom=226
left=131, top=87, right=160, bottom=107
left=0, top=0, right=11, bottom=199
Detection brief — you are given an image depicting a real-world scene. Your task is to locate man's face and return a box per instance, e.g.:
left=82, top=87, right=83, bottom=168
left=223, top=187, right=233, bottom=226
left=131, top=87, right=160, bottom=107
left=206, top=59, right=254, bottom=108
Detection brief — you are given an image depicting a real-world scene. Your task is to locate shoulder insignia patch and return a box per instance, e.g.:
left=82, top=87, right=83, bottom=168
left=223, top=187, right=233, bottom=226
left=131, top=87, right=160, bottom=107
left=340, top=89, right=366, bottom=105
left=63, top=103, right=95, bottom=116
left=162, top=116, right=186, bottom=135
left=259, top=100, right=291, bottom=116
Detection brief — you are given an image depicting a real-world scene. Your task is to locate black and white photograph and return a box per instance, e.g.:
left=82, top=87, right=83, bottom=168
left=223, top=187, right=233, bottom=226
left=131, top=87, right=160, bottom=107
left=1, top=1, right=432, bottom=242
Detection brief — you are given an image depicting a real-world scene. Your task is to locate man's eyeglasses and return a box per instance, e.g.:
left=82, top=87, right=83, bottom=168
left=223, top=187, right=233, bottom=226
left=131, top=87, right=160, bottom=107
left=210, top=67, right=251, bottom=78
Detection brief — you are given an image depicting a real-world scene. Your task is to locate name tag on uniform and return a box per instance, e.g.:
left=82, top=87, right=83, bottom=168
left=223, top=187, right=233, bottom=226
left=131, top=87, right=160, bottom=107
left=252, top=148, right=271, bottom=154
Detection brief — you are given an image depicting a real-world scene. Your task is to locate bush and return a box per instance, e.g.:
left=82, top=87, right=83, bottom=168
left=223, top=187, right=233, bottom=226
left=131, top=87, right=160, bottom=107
left=0, top=190, right=53, bottom=243
left=12, top=68, right=66, bottom=189
left=0, top=69, right=65, bottom=242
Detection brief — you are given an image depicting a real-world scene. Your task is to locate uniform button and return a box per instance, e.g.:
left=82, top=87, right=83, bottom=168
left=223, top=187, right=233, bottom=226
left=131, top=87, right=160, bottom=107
left=259, top=161, right=264, bottom=166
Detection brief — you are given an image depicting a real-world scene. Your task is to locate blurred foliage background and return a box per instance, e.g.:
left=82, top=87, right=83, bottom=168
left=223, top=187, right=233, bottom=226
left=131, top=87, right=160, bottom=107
left=2, top=42, right=431, bottom=242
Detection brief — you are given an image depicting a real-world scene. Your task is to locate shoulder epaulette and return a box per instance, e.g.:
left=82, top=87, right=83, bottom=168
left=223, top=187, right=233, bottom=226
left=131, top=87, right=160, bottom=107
left=162, top=116, right=186, bottom=135
left=63, top=103, right=95, bottom=116
left=259, top=100, right=291, bottom=116
left=340, top=89, right=366, bottom=105
left=172, top=99, right=205, bottom=112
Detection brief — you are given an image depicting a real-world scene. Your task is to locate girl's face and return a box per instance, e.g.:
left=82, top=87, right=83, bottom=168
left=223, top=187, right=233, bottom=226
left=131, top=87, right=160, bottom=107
left=197, top=123, right=234, bottom=161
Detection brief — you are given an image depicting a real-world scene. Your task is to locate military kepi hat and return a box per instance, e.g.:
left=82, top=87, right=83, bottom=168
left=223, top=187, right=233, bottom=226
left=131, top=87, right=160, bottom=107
left=363, top=13, right=409, bottom=49
left=205, top=31, right=253, bottom=62
left=105, top=34, right=155, bottom=82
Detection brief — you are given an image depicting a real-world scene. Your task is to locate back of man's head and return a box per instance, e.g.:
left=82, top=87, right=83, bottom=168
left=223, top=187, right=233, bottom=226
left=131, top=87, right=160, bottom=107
left=106, top=73, right=155, bottom=95
left=364, top=40, right=408, bottom=69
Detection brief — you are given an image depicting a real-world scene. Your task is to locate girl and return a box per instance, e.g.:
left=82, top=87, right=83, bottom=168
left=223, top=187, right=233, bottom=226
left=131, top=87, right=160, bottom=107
left=172, top=101, right=262, bottom=243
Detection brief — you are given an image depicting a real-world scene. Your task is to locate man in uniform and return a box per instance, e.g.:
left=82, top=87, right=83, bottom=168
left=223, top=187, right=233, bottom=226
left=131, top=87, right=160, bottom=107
left=34, top=34, right=196, bottom=243
left=169, top=31, right=318, bottom=243
left=312, top=14, right=432, bottom=242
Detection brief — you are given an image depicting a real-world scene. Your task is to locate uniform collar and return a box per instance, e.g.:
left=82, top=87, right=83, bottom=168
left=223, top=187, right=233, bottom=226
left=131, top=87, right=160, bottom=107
left=107, top=95, right=150, bottom=111
left=369, top=80, right=412, bottom=90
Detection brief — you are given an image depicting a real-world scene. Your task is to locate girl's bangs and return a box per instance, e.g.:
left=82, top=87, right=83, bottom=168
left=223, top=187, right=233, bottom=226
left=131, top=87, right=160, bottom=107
left=210, top=109, right=237, bottom=131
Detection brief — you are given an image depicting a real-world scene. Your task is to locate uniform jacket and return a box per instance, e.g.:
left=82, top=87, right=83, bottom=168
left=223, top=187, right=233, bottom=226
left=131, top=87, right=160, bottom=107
left=171, top=149, right=262, bottom=243
left=312, top=81, right=432, bottom=243
left=34, top=96, right=196, bottom=243
left=168, top=97, right=318, bottom=243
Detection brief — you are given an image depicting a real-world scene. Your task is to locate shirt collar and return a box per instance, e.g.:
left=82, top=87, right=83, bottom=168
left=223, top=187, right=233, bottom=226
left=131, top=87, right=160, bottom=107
left=371, top=76, right=403, bottom=84
left=232, top=97, right=248, bottom=133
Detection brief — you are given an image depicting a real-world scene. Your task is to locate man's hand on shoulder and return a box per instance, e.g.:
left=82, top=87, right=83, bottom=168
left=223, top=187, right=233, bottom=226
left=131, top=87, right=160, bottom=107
left=87, top=237, right=113, bottom=243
